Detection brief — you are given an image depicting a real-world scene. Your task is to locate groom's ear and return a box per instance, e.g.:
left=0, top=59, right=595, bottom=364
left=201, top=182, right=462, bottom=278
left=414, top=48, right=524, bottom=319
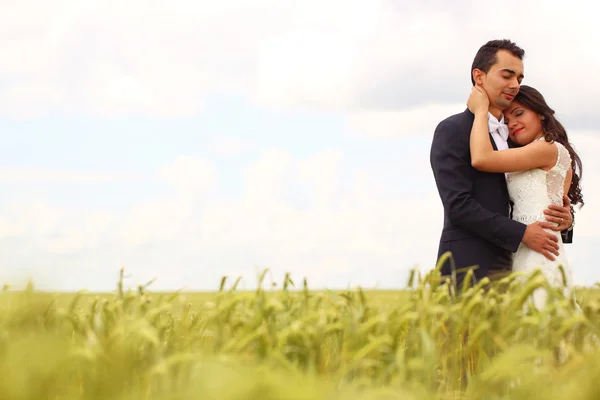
left=472, top=69, right=485, bottom=86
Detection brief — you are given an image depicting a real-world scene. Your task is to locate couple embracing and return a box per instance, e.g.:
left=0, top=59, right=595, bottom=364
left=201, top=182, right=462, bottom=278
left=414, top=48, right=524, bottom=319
left=430, top=39, right=584, bottom=308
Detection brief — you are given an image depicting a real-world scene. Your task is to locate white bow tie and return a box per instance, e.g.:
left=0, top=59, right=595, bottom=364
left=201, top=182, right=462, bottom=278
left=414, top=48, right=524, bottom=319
left=488, top=113, right=509, bottom=141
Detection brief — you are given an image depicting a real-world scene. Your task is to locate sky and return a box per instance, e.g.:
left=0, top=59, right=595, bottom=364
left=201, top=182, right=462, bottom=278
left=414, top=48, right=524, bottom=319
left=1, top=0, right=599, bottom=292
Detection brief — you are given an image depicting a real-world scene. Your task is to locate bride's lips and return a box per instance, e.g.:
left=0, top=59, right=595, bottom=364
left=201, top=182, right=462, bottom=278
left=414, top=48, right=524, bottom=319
left=512, top=127, right=524, bottom=135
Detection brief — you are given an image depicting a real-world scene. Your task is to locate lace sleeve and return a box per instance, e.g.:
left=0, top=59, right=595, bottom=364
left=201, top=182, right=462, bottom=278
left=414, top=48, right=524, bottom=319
left=546, top=141, right=572, bottom=205
left=555, top=141, right=572, bottom=172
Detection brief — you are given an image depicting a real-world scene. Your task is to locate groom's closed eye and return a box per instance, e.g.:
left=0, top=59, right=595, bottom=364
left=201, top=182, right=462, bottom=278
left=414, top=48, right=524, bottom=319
left=501, top=68, right=524, bottom=83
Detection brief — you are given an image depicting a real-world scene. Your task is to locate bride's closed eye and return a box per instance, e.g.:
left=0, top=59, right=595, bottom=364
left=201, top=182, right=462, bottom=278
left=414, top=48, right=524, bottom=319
left=505, top=109, right=524, bottom=124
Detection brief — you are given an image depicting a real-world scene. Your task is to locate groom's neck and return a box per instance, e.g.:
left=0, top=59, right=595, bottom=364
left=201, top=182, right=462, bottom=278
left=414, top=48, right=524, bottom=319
left=488, top=106, right=503, bottom=120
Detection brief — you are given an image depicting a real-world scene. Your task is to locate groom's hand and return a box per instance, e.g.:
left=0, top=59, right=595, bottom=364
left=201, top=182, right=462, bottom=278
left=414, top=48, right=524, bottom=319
left=522, top=221, right=560, bottom=261
left=544, top=195, right=573, bottom=231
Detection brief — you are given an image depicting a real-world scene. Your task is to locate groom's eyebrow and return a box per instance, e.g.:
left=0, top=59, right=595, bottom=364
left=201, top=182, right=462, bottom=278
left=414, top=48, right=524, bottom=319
left=502, top=68, right=524, bottom=80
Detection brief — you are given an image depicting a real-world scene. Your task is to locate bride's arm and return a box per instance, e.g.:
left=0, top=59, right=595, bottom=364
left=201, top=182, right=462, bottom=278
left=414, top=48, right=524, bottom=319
left=467, top=86, right=556, bottom=173
left=469, top=107, right=495, bottom=164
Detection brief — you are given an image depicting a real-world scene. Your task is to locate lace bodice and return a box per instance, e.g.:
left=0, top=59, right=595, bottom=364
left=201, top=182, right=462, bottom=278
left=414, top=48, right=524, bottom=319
left=507, top=140, right=572, bottom=225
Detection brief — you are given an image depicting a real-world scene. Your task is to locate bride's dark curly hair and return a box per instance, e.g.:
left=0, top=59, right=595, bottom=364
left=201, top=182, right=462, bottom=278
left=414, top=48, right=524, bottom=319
left=512, top=85, right=584, bottom=208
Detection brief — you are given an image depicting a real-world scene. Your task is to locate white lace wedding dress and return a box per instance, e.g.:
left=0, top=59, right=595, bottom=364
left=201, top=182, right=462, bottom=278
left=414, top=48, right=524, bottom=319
left=507, top=138, right=577, bottom=310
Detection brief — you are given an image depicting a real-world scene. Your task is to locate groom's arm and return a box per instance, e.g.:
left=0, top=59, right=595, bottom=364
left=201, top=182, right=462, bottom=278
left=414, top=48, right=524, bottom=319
left=430, top=119, right=527, bottom=253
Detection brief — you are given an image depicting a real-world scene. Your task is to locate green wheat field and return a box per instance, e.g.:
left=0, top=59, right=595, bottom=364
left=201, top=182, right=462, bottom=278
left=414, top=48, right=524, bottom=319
left=2, top=256, right=600, bottom=399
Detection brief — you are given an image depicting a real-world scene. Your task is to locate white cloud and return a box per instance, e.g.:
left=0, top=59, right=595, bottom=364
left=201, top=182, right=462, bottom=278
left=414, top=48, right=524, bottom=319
left=0, top=0, right=596, bottom=126
left=255, top=29, right=365, bottom=111
left=0, top=147, right=441, bottom=291
left=566, top=131, right=600, bottom=239
left=296, top=149, right=344, bottom=210
left=1, top=127, right=599, bottom=291
left=157, top=156, right=218, bottom=199
left=118, top=156, right=219, bottom=247
left=345, top=103, right=466, bottom=138
left=0, top=200, right=65, bottom=238
left=254, top=1, right=599, bottom=132
left=0, top=167, right=140, bottom=183
left=242, top=148, right=294, bottom=206
left=208, top=137, right=255, bottom=158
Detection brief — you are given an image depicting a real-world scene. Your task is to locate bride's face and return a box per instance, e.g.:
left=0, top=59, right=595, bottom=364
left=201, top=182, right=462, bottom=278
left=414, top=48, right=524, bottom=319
left=503, top=101, right=543, bottom=146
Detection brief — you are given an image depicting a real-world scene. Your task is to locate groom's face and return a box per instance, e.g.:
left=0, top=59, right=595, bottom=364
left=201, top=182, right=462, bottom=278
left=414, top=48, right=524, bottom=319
left=477, top=50, right=524, bottom=111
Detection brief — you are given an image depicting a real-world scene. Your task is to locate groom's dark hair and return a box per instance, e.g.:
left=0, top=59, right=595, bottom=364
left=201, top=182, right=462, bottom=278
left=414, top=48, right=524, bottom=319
left=471, top=39, right=525, bottom=85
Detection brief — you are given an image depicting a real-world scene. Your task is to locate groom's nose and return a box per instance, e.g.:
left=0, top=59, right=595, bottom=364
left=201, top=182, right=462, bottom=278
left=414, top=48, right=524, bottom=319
left=508, top=77, right=520, bottom=89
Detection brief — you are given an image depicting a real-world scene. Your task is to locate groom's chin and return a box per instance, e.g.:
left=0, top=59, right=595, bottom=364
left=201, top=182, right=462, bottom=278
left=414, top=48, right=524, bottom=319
left=497, top=99, right=512, bottom=109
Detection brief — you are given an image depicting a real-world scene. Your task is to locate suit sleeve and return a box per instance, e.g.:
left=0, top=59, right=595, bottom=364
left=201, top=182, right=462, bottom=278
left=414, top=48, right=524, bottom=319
left=430, top=119, right=527, bottom=252
left=561, top=230, right=573, bottom=243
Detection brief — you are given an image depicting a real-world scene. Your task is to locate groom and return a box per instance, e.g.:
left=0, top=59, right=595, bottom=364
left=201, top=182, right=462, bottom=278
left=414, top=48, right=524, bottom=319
left=429, top=39, right=574, bottom=288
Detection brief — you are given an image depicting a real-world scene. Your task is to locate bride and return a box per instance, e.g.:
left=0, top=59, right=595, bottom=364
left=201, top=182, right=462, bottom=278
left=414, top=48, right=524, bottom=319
left=467, top=84, right=584, bottom=309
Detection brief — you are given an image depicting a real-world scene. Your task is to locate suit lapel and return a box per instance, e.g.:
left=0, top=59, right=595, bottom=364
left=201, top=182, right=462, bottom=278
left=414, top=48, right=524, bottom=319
left=465, top=109, right=499, bottom=151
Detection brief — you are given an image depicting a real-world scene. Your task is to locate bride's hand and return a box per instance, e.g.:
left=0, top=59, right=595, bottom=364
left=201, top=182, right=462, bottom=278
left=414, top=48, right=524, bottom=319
left=467, top=85, right=489, bottom=115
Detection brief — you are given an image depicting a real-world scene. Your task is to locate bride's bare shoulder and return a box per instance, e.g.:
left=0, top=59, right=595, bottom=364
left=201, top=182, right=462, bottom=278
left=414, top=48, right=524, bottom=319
left=526, top=139, right=558, bottom=169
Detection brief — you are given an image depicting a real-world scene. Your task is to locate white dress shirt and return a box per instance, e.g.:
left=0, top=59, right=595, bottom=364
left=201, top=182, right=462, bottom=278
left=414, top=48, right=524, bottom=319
left=486, top=112, right=510, bottom=214
left=488, top=112, right=509, bottom=151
